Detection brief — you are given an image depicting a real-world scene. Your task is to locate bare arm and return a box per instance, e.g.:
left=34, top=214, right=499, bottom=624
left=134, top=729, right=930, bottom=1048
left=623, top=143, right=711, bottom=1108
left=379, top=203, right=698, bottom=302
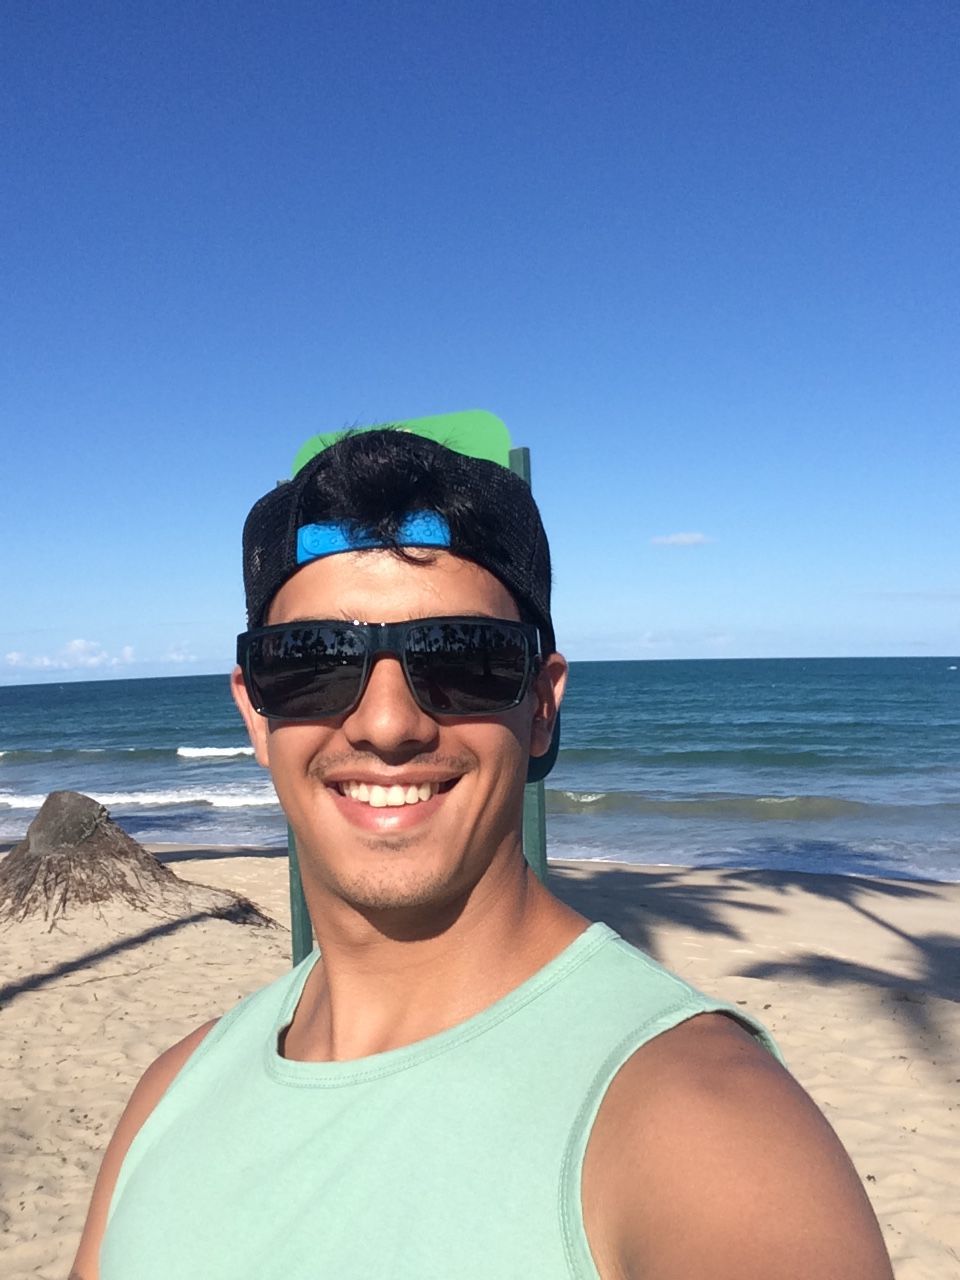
left=584, top=1013, right=894, bottom=1280
left=69, top=1018, right=219, bottom=1280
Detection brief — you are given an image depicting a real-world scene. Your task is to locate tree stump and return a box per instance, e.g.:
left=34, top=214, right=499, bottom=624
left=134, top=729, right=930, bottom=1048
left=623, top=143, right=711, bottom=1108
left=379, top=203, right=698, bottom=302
left=0, top=791, right=277, bottom=931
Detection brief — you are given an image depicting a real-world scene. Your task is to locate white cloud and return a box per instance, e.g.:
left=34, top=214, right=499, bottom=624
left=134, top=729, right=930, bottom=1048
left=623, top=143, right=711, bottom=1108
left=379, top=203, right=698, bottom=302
left=650, top=532, right=712, bottom=547
left=4, top=639, right=136, bottom=671
left=166, top=647, right=198, bottom=664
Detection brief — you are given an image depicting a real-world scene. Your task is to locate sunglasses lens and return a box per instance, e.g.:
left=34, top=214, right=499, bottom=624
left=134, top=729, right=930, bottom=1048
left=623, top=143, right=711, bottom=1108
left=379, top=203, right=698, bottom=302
left=247, top=625, right=366, bottom=718
left=404, top=621, right=531, bottom=713
left=243, top=619, right=535, bottom=720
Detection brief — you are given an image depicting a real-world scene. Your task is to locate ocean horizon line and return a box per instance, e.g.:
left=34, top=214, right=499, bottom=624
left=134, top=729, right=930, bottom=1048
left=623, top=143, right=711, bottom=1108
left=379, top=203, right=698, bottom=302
left=2, top=652, right=958, bottom=691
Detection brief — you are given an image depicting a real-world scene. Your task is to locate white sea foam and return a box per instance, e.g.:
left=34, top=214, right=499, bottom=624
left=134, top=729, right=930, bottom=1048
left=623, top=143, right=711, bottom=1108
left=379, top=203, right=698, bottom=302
left=0, top=786, right=278, bottom=810
left=0, top=793, right=49, bottom=809
left=177, top=747, right=255, bottom=759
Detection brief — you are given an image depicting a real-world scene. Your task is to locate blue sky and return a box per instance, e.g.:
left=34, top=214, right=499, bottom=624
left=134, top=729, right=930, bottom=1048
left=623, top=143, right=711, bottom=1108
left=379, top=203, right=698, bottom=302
left=2, top=0, right=957, bottom=683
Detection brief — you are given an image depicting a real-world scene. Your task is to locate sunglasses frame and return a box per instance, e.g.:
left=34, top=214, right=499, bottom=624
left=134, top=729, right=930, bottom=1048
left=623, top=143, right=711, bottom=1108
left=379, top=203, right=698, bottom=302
left=237, top=615, right=543, bottom=721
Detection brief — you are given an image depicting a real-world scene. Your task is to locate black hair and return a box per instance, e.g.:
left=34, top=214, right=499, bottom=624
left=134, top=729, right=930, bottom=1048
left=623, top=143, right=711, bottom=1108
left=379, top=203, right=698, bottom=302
left=299, top=429, right=542, bottom=626
left=299, top=428, right=508, bottom=564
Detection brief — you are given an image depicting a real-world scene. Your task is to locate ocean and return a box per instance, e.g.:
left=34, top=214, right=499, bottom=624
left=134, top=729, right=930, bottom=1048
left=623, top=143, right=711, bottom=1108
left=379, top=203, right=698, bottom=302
left=2, top=657, right=959, bottom=882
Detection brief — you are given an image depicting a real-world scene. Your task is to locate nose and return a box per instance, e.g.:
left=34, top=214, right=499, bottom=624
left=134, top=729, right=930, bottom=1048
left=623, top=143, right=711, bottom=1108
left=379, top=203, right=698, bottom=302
left=342, top=655, right=440, bottom=757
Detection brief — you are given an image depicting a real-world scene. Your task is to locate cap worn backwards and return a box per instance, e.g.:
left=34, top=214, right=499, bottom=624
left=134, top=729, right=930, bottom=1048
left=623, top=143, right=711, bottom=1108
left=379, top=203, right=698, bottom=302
left=242, top=430, right=555, bottom=652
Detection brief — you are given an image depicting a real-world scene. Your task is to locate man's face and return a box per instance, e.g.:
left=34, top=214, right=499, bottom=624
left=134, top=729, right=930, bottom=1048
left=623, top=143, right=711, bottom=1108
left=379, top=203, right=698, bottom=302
left=232, top=549, right=566, bottom=921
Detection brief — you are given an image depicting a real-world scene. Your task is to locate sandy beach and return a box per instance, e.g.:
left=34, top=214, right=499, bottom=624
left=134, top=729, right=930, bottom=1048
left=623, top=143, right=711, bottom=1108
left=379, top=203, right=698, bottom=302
left=1, top=848, right=957, bottom=1279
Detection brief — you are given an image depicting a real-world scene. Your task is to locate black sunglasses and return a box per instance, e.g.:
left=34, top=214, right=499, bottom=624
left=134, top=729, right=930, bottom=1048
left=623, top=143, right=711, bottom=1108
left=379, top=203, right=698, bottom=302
left=237, top=616, right=542, bottom=721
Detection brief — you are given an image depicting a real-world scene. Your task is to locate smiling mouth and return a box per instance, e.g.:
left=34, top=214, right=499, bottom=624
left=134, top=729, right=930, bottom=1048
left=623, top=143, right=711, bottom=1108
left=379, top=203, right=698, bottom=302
left=335, top=779, right=458, bottom=808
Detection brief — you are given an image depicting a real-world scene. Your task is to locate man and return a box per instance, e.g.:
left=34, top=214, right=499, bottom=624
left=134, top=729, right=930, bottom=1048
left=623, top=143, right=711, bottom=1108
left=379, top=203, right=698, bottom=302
left=72, top=429, right=892, bottom=1278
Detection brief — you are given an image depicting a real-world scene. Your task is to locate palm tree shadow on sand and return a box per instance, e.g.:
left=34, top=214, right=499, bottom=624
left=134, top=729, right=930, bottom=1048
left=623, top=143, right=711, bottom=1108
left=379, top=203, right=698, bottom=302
left=721, top=867, right=959, bottom=1051
left=548, top=864, right=778, bottom=961
left=549, top=843, right=959, bottom=1063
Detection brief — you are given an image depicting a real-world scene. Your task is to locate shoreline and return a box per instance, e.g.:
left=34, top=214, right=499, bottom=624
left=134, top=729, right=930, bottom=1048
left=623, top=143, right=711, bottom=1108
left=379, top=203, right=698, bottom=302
left=1, top=850, right=958, bottom=1277
left=3, top=836, right=959, bottom=887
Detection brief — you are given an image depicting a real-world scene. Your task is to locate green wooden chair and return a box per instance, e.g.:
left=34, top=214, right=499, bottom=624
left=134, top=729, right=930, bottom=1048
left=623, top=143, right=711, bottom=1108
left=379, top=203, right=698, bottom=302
left=284, top=411, right=549, bottom=964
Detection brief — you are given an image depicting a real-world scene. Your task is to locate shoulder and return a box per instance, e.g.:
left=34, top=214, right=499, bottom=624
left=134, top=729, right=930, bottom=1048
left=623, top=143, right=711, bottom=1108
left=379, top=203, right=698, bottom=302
left=70, top=1017, right=220, bottom=1280
left=582, top=1011, right=893, bottom=1280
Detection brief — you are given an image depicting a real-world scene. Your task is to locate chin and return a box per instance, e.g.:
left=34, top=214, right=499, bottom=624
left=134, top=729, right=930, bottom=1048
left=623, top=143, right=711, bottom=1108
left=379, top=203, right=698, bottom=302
left=324, top=845, right=472, bottom=917
left=335, top=873, right=474, bottom=933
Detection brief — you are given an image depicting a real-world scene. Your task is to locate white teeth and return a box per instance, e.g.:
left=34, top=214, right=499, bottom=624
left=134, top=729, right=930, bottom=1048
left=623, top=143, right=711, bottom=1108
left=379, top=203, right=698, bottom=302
left=339, top=780, right=442, bottom=807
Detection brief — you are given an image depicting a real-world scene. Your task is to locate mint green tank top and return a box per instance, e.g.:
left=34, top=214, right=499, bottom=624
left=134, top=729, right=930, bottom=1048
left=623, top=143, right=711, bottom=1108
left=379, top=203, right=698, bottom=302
left=101, top=922, right=781, bottom=1278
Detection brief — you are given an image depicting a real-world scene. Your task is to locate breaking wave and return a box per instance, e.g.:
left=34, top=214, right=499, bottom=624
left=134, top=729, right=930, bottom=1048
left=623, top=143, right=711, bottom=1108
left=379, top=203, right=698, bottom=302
left=546, top=789, right=960, bottom=823
left=0, top=786, right=278, bottom=811
left=1, top=745, right=255, bottom=763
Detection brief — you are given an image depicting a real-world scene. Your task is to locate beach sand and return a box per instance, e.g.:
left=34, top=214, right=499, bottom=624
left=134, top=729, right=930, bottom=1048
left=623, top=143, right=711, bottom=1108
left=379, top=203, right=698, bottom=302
left=1, top=849, right=957, bottom=1279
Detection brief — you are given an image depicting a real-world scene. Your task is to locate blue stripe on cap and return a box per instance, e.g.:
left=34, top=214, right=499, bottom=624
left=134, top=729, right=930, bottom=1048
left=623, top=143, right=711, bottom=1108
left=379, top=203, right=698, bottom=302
left=296, top=512, right=451, bottom=565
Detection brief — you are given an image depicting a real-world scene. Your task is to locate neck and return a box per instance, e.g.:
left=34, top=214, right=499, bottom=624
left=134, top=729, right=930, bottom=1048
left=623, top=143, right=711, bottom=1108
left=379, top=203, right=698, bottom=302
left=284, top=852, right=587, bottom=1063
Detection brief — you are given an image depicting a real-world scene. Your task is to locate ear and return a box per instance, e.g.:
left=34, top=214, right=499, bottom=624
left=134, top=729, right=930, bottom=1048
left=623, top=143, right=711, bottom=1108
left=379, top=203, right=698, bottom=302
left=230, top=664, right=271, bottom=768
left=529, top=652, right=568, bottom=760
